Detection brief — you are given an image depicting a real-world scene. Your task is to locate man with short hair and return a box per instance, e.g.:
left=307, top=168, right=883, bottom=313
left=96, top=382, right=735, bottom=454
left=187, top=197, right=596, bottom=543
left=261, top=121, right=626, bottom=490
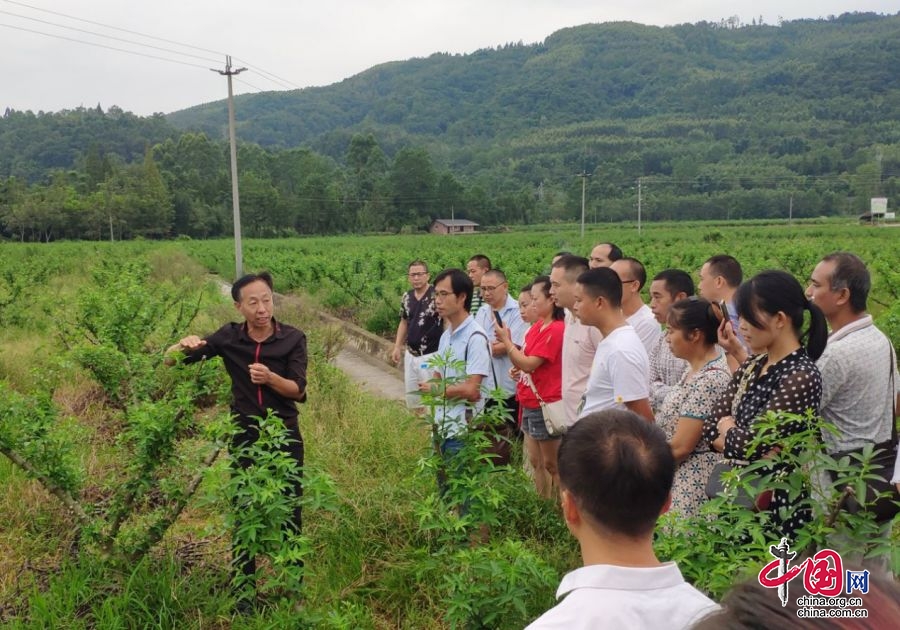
left=391, top=260, right=443, bottom=410
left=466, top=254, right=492, bottom=314
left=610, top=257, right=662, bottom=356
left=648, top=269, right=694, bottom=410
left=805, top=252, right=899, bottom=456
left=526, top=409, right=718, bottom=629
left=698, top=254, right=744, bottom=350
left=550, top=255, right=602, bottom=426
left=573, top=268, right=653, bottom=422
left=588, top=242, right=622, bottom=269
left=474, top=269, right=528, bottom=443
left=166, top=272, right=307, bottom=606
left=422, top=268, right=494, bottom=455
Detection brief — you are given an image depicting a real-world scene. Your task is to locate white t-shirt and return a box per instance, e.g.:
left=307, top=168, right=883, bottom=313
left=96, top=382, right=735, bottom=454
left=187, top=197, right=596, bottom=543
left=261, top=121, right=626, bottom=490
left=627, top=304, right=663, bottom=358
left=579, top=325, right=649, bottom=419
left=526, top=562, right=719, bottom=629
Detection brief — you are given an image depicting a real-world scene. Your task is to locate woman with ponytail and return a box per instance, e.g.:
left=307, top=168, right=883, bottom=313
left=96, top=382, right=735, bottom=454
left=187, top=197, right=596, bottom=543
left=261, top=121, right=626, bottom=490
left=703, top=270, right=826, bottom=541
left=657, top=298, right=732, bottom=517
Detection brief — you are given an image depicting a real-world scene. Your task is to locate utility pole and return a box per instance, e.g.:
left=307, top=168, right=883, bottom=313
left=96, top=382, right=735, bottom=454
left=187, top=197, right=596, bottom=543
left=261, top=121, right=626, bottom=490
left=212, top=55, right=247, bottom=279
left=788, top=194, right=793, bottom=225
left=637, top=177, right=642, bottom=236
left=576, top=171, right=590, bottom=238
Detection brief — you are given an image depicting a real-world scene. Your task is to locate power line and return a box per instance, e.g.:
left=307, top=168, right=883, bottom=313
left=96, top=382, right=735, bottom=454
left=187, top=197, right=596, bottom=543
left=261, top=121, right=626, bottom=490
left=3, top=1, right=301, bottom=92
left=1, top=0, right=226, bottom=56
left=0, top=8, right=221, bottom=64
left=233, top=56, right=302, bottom=90
left=0, top=22, right=210, bottom=70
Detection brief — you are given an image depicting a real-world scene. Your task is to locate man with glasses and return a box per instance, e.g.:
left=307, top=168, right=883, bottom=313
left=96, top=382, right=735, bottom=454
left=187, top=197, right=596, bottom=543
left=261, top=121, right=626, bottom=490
left=474, top=269, right=528, bottom=460
left=392, top=260, right=443, bottom=410
left=610, top=257, right=662, bottom=357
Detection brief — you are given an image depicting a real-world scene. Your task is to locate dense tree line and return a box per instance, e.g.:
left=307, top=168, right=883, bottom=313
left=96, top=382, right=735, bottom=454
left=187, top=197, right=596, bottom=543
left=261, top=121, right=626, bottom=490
left=2, top=14, right=899, bottom=240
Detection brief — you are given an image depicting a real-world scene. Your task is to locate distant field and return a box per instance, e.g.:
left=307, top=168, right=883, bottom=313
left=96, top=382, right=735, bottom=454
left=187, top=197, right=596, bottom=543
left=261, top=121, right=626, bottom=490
left=181, top=219, right=900, bottom=346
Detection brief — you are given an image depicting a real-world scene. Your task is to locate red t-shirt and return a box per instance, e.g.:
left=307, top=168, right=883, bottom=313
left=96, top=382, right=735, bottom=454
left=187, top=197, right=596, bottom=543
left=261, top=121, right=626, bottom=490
left=515, top=319, right=565, bottom=409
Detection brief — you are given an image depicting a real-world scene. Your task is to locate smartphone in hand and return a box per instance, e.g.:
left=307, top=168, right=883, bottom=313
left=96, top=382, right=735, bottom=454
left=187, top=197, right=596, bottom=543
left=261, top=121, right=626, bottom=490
left=493, top=310, right=503, bottom=328
left=718, top=300, right=730, bottom=323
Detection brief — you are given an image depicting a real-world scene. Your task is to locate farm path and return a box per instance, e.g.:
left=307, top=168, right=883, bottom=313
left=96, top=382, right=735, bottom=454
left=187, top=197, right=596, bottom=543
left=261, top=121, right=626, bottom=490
left=333, top=346, right=406, bottom=400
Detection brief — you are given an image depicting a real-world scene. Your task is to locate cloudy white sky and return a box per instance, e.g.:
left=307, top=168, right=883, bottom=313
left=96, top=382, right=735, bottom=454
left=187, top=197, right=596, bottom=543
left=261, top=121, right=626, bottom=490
left=2, top=0, right=897, bottom=116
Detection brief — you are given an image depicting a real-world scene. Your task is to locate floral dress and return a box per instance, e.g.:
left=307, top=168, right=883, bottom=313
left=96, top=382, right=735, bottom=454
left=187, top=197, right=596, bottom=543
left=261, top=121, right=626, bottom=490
left=657, top=354, right=731, bottom=518
left=702, top=349, right=823, bottom=542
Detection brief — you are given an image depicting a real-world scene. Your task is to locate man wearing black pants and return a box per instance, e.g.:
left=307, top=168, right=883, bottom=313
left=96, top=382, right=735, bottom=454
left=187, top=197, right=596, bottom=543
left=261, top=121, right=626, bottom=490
left=167, top=271, right=307, bottom=610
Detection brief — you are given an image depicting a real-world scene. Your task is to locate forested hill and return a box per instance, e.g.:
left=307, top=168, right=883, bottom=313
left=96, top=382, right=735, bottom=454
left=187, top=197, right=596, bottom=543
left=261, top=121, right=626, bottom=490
left=2, top=13, right=900, bottom=240
left=167, top=13, right=900, bottom=153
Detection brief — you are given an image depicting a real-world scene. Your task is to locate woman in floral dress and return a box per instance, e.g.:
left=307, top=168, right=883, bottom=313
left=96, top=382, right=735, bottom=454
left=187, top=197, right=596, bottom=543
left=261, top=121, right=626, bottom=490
left=657, top=298, right=731, bottom=517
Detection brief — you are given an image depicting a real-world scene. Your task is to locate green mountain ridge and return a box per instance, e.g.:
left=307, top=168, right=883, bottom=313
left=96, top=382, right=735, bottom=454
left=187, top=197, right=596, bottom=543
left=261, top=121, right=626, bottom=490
left=166, top=13, right=900, bottom=158
left=2, top=13, right=899, bottom=240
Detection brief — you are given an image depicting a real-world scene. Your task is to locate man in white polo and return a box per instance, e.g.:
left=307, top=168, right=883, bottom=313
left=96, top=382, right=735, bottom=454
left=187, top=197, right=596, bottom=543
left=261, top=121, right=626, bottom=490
left=526, top=409, right=718, bottom=629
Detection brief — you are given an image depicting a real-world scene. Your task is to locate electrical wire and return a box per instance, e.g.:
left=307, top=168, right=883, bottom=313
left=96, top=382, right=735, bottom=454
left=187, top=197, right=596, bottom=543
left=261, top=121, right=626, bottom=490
left=0, top=8, right=221, bottom=64
left=3, top=0, right=303, bottom=91
left=1, top=0, right=225, bottom=56
left=0, top=21, right=211, bottom=70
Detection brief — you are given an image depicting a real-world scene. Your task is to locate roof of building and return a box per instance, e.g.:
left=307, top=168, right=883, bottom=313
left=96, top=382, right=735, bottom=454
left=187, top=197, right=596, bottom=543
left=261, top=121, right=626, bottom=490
left=431, top=219, right=479, bottom=227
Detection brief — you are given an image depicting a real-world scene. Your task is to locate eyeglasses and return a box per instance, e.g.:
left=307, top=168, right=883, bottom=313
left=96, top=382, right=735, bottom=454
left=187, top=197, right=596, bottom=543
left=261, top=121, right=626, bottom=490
left=480, top=283, right=507, bottom=292
left=408, top=272, right=427, bottom=277
left=620, top=279, right=639, bottom=284
left=434, top=290, right=455, bottom=299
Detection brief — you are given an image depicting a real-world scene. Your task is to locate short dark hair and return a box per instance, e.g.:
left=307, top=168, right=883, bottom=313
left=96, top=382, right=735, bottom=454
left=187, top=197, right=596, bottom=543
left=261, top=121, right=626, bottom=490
left=821, top=252, right=870, bottom=313
left=232, top=272, right=273, bottom=302
left=704, top=255, right=743, bottom=288
left=668, top=297, right=719, bottom=346
left=558, top=409, right=674, bottom=538
left=408, top=259, right=428, bottom=272
left=532, top=275, right=565, bottom=321
left=576, top=267, right=623, bottom=308
left=735, top=270, right=827, bottom=361
left=519, top=283, right=533, bottom=294
left=617, top=257, right=647, bottom=290
left=433, top=268, right=473, bottom=312
left=552, top=254, right=590, bottom=278
left=553, top=250, right=574, bottom=260
left=482, top=268, right=508, bottom=284
left=467, top=254, right=491, bottom=271
left=652, top=269, right=695, bottom=298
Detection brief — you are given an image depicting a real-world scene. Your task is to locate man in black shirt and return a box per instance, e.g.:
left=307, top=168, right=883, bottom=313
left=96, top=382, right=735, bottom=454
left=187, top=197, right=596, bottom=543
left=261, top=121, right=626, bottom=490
left=392, top=260, right=443, bottom=409
left=166, top=271, right=307, bottom=604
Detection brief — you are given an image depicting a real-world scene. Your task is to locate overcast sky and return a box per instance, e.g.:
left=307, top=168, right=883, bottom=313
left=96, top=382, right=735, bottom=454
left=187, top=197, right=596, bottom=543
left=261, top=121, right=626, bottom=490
left=2, top=0, right=896, bottom=116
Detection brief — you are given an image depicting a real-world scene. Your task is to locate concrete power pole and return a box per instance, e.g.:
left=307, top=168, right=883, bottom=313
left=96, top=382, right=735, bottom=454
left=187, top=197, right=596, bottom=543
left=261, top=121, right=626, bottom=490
left=212, top=56, right=247, bottom=279
left=577, top=171, right=590, bottom=238
left=637, top=177, right=642, bottom=236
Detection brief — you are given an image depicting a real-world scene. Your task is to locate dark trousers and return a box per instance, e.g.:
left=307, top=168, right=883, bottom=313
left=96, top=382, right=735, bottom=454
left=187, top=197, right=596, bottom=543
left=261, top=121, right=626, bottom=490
left=230, top=416, right=304, bottom=586
left=478, top=395, right=520, bottom=467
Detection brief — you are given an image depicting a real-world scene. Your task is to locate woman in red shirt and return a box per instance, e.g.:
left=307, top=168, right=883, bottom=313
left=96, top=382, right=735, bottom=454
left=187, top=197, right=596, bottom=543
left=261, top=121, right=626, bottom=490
left=497, top=275, right=565, bottom=498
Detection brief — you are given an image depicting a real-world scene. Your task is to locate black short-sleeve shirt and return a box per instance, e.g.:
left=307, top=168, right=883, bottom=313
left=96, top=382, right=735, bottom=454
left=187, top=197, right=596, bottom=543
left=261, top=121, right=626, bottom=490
left=182, top=319, right=307, bottom=422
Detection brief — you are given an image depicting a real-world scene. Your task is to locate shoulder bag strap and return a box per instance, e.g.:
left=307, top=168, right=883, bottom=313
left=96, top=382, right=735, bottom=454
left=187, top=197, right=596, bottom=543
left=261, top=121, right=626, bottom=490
left=465, top=330, right=498, bottom=389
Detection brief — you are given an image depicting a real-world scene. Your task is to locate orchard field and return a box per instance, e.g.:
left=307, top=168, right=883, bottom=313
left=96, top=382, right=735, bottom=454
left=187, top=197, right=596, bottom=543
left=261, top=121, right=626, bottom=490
left=185, top=218, right=900, bottom=348
left=0, top=219, right=898, bottom=628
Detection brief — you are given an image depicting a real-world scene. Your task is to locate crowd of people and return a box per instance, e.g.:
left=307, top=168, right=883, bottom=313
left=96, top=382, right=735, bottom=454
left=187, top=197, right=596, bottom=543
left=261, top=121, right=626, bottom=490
left=390, top=245, right=900, bottom=627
